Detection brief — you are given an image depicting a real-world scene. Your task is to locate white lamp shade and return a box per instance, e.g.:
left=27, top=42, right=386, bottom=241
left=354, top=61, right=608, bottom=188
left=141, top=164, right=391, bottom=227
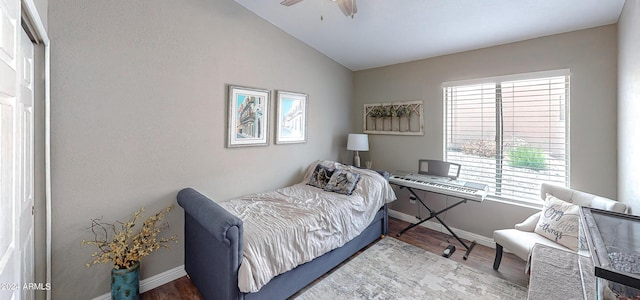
left=347, top=134, right=369, bottom=151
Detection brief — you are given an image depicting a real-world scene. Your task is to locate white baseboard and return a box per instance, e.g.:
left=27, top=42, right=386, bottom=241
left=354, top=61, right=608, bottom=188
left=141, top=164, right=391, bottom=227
left=92, top=265, right=187, bottom=300
left=388, top=209, right=496, bottom=249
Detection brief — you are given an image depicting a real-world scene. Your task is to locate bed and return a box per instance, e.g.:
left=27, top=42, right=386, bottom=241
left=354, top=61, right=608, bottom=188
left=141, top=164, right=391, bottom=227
left=177, top=160, right=396, bottom=299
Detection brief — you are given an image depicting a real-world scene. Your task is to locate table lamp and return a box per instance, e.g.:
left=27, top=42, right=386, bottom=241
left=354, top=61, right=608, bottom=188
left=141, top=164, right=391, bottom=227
left=347, top=134, right=369, bottom=167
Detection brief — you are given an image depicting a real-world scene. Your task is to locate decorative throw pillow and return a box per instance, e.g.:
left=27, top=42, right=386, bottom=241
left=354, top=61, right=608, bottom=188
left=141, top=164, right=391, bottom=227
left=324, top=170, right=361, bottom=195
left=534, top=194, right=580, bottom=251
left=307, top=165, right=335, bottom=189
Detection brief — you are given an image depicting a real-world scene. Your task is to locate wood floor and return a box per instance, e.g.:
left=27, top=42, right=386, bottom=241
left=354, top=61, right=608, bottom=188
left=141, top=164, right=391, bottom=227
left=141, top=217, right=529, bottom=299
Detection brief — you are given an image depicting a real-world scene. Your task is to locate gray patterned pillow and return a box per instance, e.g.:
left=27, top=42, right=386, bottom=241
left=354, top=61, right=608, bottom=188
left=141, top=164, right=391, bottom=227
left=324, top=170, right=361, bottom=195
left=307, top=165, right=335, bottom=189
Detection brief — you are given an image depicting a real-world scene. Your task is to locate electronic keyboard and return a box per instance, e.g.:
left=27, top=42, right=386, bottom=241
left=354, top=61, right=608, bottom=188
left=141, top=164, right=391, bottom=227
left=389, top=172, right=489, bottom=202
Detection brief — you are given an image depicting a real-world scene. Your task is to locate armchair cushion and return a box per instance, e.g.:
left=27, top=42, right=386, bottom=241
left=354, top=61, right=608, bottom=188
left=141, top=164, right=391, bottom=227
left=493, top=229, right=568, bottom=260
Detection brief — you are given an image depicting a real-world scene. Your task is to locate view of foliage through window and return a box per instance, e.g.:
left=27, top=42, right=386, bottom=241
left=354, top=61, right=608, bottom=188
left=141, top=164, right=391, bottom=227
left=444, top=72, right=569, bottom=202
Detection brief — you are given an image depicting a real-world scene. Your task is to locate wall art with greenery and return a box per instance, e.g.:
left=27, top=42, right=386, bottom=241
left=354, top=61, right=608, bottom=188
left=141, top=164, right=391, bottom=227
left=364, top=100, right=424, bottom=135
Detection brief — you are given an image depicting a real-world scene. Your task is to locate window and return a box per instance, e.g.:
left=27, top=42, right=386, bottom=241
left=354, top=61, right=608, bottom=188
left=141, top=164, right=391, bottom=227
left=444, top=70, right=569, bottom=203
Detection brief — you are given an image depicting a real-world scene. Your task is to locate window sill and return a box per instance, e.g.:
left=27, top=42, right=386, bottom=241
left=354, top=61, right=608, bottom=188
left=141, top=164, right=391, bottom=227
left=484, top=195, right=543, bottom=211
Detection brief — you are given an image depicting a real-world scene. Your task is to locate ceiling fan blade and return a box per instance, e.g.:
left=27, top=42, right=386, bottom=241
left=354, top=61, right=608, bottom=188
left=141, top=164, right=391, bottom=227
left=280, top=0, right=304, bottom=6
left=335, top=0, right=357, bottom=17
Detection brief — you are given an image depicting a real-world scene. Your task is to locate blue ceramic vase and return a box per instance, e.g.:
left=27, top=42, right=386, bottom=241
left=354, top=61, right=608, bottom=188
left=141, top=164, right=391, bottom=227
left=111, top=262, right=140, bottom=300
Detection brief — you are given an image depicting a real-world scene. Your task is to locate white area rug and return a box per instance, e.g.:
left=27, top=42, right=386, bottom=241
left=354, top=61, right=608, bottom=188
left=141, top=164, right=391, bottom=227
left=294, top=238, right=527, bottom=300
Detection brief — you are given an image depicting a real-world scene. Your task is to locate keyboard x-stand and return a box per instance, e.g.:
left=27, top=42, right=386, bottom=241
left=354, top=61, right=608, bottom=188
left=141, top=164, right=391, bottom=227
left=389, top=172, right=488, bottom=260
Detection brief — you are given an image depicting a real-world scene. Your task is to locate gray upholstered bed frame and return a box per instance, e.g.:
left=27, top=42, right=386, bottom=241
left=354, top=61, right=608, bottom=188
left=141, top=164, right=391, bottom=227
left=177, top=187, right=389, bottom=300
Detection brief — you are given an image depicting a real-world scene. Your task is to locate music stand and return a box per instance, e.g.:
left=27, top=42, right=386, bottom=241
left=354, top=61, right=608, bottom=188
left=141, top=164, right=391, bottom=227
left=417, top=159, right=461, bottom=179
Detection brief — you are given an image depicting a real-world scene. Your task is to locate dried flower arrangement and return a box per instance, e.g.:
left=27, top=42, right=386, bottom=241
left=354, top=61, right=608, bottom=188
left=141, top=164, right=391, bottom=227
left=82, top=206, right=178, bottom=270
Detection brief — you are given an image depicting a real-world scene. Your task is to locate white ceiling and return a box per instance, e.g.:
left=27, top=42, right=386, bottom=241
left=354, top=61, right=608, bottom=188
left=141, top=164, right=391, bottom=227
left=233, top=0, right=626, bottom=71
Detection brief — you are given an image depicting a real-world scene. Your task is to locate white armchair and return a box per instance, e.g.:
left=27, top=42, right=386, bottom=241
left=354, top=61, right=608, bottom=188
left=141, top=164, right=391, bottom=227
left=492, top=183, right=628, bottom=270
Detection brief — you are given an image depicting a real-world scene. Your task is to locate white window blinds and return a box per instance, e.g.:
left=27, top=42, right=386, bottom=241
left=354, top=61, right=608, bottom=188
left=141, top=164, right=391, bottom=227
left=444, top=70, right=569, bottom=203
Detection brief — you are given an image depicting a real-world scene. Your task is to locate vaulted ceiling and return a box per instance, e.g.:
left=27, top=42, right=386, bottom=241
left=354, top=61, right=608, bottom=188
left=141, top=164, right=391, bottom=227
left=234, top=0, right=626, bottom=71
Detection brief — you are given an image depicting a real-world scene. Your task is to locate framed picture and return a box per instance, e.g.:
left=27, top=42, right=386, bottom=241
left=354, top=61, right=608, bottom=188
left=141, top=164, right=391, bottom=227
left=276, top=91, right=308, bottom=144
left=227, top=85, right=270, bottom=147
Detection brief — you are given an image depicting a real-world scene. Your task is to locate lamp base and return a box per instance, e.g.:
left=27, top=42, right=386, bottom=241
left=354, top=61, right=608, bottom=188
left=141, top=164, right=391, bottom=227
left=353, top=152, right=361, bottom=168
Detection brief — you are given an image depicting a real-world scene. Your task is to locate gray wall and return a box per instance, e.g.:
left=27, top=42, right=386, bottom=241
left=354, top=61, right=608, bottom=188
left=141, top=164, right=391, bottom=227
left=48, top=0, right=352, bottom=298
left=33, top=0, right=47, bottom=28
left=618, top=0, right=640, bottom=215
left=353, top=25, right=618, bottom=237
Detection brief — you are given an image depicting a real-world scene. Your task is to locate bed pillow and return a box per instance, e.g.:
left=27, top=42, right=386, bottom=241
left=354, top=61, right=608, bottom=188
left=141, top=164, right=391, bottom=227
left=324, top=169, right=361, bottom=195
left=307, top=164, right=335, bottom=189
left=534, top=194, right=580, bottom=251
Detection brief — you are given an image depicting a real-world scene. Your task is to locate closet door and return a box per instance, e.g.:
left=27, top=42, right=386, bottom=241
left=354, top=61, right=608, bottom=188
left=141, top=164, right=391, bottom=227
left=0, top=0, right=21, bottom=298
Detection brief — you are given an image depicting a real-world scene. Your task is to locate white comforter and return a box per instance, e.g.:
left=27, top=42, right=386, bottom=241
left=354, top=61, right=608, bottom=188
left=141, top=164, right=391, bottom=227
left=218, top=160, right=396, bottom=293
